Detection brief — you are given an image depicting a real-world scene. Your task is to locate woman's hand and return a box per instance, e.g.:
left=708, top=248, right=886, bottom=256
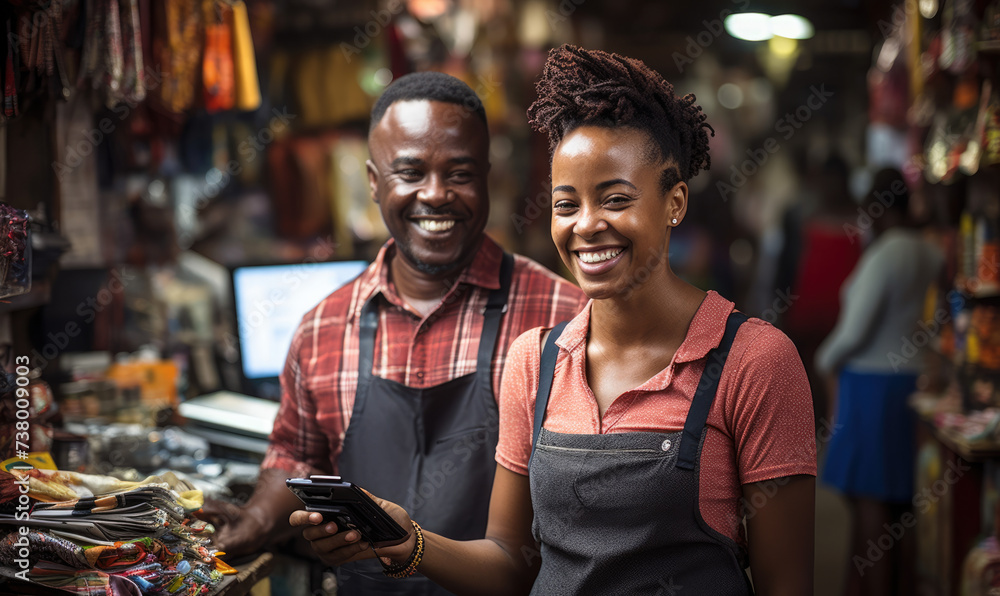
left=288, top=492, right=416, bottom=567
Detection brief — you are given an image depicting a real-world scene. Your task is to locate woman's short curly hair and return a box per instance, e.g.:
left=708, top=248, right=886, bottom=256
left=527, top=45, right=713, bottom=192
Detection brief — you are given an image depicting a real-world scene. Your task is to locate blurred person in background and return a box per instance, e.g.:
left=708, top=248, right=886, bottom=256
left=292, top=45, right=815, bottom=596
left=779, top=155, right=864, bottom=424
left=199, top=71, right=587, bottom=595
left=816, top=167, right=944, bottom=596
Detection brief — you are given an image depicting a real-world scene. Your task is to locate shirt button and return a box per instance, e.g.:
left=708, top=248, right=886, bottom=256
left=660, top=439, right=672, bottom=451
left=415, top=371, right=423, bottom=379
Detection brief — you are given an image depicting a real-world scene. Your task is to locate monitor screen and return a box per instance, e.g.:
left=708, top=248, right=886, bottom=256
left=233, top=261, right=368, bottom=380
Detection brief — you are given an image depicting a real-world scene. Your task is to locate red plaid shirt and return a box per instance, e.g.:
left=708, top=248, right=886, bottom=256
left=262, top=236, right=588, bottom=476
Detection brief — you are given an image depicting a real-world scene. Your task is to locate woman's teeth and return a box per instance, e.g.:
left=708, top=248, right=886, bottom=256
left=578, top=248, right=623, bottom=263
left=417, top=220, right=455, bottom=232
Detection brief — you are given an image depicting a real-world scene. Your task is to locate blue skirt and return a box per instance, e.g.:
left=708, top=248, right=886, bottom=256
left=820, top=367, right=917, bottom=502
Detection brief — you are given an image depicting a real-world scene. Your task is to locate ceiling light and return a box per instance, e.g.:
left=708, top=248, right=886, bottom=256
left=770, top=14, right=814, bottom=40
left=725, top=13, right=815, bottom=42
left=724, top=13, right=773, bottom=41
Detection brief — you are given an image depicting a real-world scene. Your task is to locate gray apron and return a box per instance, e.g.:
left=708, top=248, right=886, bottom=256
left=336, top=253, right=513, bottom=595
left=528, top=312, right=754, bottom=595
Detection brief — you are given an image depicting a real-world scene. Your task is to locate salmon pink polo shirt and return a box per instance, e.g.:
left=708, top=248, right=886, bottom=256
left=495, top=291, right=817, bottom=549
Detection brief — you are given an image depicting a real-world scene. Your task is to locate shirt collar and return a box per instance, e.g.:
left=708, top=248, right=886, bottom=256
left=672, top=291, right=736, bottom=363
left=555, top=290, right=735, bottom=364
left=362, top=235, right=505, bottom=309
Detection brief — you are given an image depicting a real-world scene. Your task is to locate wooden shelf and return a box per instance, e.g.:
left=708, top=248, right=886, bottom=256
left=213, top=552, right=274, bottom=596
left=911, top=394, right=1000, bottom=461
left=977, top=40, right=1000, bottom=53
left=954, top=278, right=1000, bottom=299
left=0, top=280, right=50, bottom=313
left=927, top=422, right=1000, bottom=461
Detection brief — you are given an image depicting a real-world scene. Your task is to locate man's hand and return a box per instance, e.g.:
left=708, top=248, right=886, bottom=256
left=193, top=468, right=304, bottom=558
left=289, top=491, right=416, bottom=568
left=196, top=498, right=267, bottom=558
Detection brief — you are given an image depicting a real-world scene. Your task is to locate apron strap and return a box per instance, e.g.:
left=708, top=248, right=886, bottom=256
left=529, top=320, right=570, bottom=468
left=476, top=252, right=515, bottom=377
left=355, top=293, right=381, bottom=421
left=676, top=311, right=749, bottom=471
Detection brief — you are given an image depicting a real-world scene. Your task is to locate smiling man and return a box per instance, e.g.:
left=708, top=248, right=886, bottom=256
left=202, top=72, right=587, bottom=595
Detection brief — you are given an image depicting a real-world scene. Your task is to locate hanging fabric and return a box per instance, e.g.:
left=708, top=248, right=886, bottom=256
left=13, top=0, right=70, bottom=103
left=120, top=0, right=146, bottom=105
left=4, top=20, right=18, bottom=118
left=159, top=0, right=203, bottom=114
left=78, top=0, right=145, bottom=108
left=103, top=0, right=125, bottom=102
left=231, top=0, right=260, bottom=111
left=293, top=47, right=370, bottom=128
left=202, top=0, right=235, bottom=113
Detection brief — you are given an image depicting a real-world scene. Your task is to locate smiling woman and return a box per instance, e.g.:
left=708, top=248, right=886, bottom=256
left=288, top=47, right=817, bottom=596
left=506, top=44, right=817, bottom=596
left=527, top=47, right=713, bottom=303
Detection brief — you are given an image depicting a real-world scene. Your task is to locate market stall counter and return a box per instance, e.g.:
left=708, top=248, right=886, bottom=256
left=909, top=392, right=1000, bottom=596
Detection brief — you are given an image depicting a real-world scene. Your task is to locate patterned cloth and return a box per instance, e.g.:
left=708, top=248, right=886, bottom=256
left=0, top=484, right=223, bottom=596
left=3, top=468, right=203, bottom=510
left=0, top=531, right=90, bottom=569
left=495, top=291, right=817, bottom=550
left=77, top=0, right=144, bottom=107
left=262, top=236, right=588, bottom=477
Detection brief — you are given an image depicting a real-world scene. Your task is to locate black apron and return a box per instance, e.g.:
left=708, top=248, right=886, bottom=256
left=528, top=312, right=755, bottom=595
left=336, top=253, right=514, bottom=595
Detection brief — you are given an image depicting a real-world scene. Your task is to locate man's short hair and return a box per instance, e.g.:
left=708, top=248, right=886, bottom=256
left=369, top=71, right=487, bottom=133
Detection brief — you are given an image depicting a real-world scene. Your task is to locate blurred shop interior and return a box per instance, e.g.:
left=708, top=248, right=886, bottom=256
left=1, top=0, right=1000, bottom=594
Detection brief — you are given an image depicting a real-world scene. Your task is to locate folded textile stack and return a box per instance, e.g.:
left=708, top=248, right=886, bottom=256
left=0, top=468, right=233, bottom=595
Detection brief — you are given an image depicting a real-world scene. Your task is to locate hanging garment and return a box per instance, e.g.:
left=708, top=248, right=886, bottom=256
left=77, top=0, right=144, bottom=107
left=293, top=46, right=371, bottom=128
left=158, top=0, right=203, bottom=114
left=202, top=1, right=234, bottom=113
left=102, top=0, right=124, bottom=101
left=3, top=20, right=18, bottom=117
left=119, top=0, right=145, bottom=105
left=230, top=0, right=260, bottom=111
left=14, top=0, right=70, bottom=101
left=267, top=134, right=336, bottom=239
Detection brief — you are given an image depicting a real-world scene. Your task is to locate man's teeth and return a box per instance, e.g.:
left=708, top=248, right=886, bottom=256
left=578, top=248, right=623, bottom=264
left=417, top=220, right=456, bottom=232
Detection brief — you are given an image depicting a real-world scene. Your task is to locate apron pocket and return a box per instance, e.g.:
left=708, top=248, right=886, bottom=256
left=573, top=449, right=675, bottom=511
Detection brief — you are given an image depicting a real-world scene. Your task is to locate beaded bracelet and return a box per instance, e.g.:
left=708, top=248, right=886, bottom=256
left=381, top=521, right=424, bottom=579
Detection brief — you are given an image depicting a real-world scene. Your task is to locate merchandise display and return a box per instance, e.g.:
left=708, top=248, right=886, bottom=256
left=0, top=467, right=234, bottom=595
left=0, top=204, right=31, bottom=299
left=868, top=0, right=1000, bottom=592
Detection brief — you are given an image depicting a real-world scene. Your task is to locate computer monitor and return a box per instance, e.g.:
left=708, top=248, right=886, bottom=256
left=232, top=261, right=368, bottom=390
